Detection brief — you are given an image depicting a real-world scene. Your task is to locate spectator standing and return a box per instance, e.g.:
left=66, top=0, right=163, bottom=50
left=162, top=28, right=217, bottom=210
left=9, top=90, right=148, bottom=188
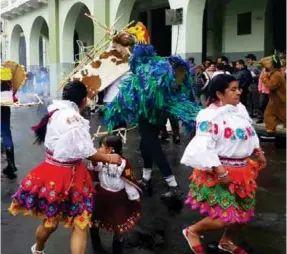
left=194, top=65, right=207, bottom=106
left=202, top=62, right=215, bottom=105
left=245, top=54, right=261, bottom=117
left=257, top=68, right=270, bottom=124
left=188, top=56, right=196, bottom=80
left=212, top=63, right=231, bottom=78
left=234, top=59, right=253, bottom=109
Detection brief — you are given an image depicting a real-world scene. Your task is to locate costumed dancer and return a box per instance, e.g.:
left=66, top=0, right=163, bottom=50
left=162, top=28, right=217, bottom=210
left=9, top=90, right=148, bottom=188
left=181, top=74, right=267, bottom=254
left=89, top=135, right=142, bottom=254
left=259, top=54, right=286, bottom=140
left=8, top=81, right=122, bottom=254
left=1, top=63, right=26, bottom=179
left=104, top=43, right=202, bottom=199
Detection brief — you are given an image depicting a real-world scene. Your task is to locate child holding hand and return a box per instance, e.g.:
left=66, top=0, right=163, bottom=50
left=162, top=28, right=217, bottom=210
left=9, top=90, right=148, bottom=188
left=89, top=135, right=142, bottom=254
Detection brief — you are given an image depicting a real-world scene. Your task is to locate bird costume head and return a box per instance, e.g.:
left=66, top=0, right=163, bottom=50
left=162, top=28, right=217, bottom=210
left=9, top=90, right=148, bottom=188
left=127, top=22, right=150, bottom=44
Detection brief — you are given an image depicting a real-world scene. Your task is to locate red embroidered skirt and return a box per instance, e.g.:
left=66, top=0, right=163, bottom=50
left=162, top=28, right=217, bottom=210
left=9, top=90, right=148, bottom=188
left=92, top=185, right=141, bottom=233
left=185, top=158, right=261, bottom=224
left=8, top=157, right=94, bottom=230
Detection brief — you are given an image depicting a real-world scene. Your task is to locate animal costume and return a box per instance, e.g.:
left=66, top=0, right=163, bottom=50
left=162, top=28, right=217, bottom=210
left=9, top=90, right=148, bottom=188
left=259, top=55, right=286, bottom=134
left=103, top=31, right=202, bottom=197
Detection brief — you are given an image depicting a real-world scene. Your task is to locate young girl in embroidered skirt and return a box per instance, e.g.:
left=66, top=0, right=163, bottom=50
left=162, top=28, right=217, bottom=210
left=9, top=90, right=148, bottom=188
left=89, top=135, right=142, bottom=254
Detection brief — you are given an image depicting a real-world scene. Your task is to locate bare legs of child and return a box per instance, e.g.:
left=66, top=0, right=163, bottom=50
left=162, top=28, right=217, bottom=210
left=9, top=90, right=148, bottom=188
left=33, top=219, right=87, bottom=254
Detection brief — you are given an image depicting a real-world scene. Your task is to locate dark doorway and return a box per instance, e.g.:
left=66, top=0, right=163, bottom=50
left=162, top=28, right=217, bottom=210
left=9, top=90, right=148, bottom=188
left=19, top=35, right=27, bottom=68
left=272, top=0, right=286, bottom=52
left=151, top=7, right=171, bottom=56
left=73, top=31, right=79, bottom=62
left=202, top=7, right=207, bottom=62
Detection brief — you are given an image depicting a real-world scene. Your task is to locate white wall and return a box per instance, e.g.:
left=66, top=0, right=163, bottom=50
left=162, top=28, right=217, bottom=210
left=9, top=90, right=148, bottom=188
left=222, top=0, right=268, bottom=54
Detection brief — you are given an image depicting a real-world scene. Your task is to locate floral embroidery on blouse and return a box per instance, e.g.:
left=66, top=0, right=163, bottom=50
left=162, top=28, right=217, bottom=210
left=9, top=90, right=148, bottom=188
left=224, top=126, right=256, bottom=140
left=198, top=121, right=218, bottom=134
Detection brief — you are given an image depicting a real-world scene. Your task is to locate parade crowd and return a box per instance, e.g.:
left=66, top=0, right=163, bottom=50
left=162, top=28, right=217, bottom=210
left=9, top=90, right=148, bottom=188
left=1, top=38, right=285, bottom=254
left=188, top=53, right=286, bottom=137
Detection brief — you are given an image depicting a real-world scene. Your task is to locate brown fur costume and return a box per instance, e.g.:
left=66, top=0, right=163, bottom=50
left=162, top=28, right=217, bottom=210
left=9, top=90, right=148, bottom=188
left=261, top=68, right=286, bottom=133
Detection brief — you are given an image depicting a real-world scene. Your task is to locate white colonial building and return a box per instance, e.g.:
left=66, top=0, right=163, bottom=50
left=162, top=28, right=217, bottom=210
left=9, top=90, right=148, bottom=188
left=0, top=0, right=285, bottom=97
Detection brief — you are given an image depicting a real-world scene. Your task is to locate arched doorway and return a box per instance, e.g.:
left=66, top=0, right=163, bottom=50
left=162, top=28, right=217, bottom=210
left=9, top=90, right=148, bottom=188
left=115, top=0, right=172, bottom=56
left=10, top=24, right=27, bottom=67
left=62, top=2, right=94, bottom=64
left=265, top=0, right=286, bottom=55
left=202, top=0, right=225, bottom=61
left=30, top=16, right=49, bottom=67
left=130, top=0, right=171, bottom=56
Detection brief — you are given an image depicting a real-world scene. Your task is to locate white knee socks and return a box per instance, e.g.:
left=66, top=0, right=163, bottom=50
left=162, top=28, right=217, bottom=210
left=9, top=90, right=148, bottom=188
left=142, top=168, right=152, bottom=181
left=165, top=175, right=178, bottom=187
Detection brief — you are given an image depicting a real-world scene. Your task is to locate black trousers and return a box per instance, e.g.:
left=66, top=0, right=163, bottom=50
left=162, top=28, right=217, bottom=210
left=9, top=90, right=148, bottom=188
left=138, top=116, right=173, bottom=178
left=258, top=93, right=269, bottom=121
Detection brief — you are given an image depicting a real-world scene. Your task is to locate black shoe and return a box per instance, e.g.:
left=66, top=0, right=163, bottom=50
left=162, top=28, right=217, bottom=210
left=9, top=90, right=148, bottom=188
left=112, top=238, right=124, bottom=254
left=160, top=186, right=183, bottom=199
left=173, top=135, right=180, bottom=144
left=138, top=178, right=153, bottom=196
left=5, top=148, right=17, bottom=172
left=2, top=167, right=17, bottom=180
left=159, top=130, right=169, bottom=141
left=256, top=119, right=264, bottom=124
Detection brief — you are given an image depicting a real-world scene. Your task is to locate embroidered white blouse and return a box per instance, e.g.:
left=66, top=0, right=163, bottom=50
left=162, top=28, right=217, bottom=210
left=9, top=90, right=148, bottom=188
left=181, top=103, right=260, bottom=171
left=44, top=100, right=97, bottom=162
left=90, top=160, right=140, bottom=201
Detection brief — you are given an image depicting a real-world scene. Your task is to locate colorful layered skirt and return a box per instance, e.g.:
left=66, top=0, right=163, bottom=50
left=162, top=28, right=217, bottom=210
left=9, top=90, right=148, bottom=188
left=8, top=153, right=94, bottom=229
left=185, top=158, right=261, bottom=224
left=92, top=185, right=141, bottom=234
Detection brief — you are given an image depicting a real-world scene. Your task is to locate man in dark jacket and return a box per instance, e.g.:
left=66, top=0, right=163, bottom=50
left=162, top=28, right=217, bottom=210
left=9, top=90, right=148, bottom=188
left=234, top=60, right=253, bottom=109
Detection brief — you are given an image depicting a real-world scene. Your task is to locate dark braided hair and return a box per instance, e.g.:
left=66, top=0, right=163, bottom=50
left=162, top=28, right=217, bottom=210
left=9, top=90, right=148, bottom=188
left=32, top=81, right=87, bottom=145
left=99, top=135, right=123, bottom=155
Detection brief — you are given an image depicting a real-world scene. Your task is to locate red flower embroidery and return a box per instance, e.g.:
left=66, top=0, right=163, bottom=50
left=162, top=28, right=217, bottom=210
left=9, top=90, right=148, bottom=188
left=224, top=127, right=233, bottom=139
left=214, top=124, right=219, bottom=135
left=246, top=127, right=253, bottom=137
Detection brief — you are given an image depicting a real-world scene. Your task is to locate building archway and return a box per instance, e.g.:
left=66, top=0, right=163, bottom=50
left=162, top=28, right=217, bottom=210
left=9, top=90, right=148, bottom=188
left=10, top=24, right=27, bottom=67
left=62, top=2, right=94, bottom=64
left=202, top=0, right=225, bottom=61
left=30, top=16, right=49, bottom=68
left=115, top=0, right=172, bottom=56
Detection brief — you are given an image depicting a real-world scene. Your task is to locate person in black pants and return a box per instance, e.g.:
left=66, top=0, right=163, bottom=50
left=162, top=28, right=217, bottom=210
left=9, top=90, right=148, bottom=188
left=138, top=115, right=182, bottom=199
left=159, top=115, right=180, bottom=144
left=1, top=106, right=17, bottom=179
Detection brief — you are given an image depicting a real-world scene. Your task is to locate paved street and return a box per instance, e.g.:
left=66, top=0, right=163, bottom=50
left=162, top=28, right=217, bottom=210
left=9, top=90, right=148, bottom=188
left=1, top=105, right=286, bottom=254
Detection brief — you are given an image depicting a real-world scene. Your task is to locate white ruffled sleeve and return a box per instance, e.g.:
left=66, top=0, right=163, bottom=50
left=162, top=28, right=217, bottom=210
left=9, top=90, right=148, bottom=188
left=53, top=126, right=97, bottom=161
left=124, top=182, right=140, bottom=200
left=180, top=111, right=221, bottom=170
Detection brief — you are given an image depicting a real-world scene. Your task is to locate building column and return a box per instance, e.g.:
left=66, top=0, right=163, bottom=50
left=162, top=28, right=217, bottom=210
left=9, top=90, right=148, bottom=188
left=93, top=0, right=109, bottom=46
left=169, top=0, right=206, bottom=64
left=48, top=0, right=60, bottom=98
